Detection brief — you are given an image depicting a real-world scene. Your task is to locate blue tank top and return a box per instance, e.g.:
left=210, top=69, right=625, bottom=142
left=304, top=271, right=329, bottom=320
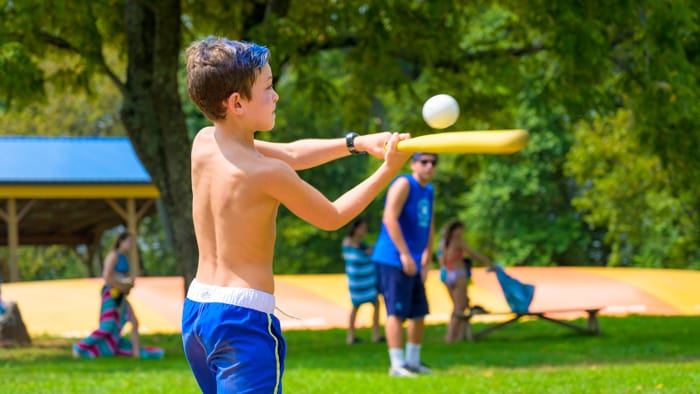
left=371, top=175, right=434, bottom=270
left=115, top=253, right=130, bottom=274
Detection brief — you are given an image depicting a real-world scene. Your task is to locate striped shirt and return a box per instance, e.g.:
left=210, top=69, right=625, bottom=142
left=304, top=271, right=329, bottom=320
left=343, top=242, right=378, bottom=307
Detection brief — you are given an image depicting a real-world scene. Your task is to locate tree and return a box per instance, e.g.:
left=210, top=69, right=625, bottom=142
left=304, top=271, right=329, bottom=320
left=1, top=0, right=198, bottom=282
left=0, top=74, right=124, bottom=136
left=2, top=0, right=698, bottom=276
left=566, top=110, right=699, bottom=268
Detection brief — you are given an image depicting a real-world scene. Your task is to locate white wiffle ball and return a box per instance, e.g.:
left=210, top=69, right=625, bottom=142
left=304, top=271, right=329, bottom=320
left=422, top=94, right=460, bottom=129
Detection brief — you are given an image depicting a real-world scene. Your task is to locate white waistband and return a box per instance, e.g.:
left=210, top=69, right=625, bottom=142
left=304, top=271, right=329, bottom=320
left=186, top=279, right=275, bottom=314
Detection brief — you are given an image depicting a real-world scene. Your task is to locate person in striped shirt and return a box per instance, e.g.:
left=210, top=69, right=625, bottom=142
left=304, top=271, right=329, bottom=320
left=343, top=218, right=383, bottom=344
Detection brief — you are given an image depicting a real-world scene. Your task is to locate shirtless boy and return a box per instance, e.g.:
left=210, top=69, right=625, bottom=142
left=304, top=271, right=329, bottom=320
left=182, top=36, right=410, bottom=393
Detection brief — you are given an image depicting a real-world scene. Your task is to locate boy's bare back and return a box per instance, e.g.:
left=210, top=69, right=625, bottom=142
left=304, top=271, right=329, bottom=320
left=191, top=126, right=282, bottom=293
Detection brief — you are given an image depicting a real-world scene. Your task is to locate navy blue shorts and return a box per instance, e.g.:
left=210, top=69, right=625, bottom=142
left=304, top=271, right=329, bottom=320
left=376, top=263, right=429, bottom=319
left=182, top=280, right=286, bottom=394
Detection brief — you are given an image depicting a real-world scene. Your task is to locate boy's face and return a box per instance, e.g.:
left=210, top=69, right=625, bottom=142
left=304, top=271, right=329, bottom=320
left=410, top=154, right=438, bottom=184
left=243, top=63, right=279, bottom=131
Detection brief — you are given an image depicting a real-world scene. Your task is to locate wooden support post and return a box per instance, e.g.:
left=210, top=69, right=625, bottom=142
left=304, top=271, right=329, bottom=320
left=106, top=198, right=149, bottom=278
left=7, top=199, right=19, bottom=282
left=0, top=201, right=7, bottom=280
left=0, top=199, right=35, bottom=282
left=126, top=198, right=140, bottom=278
left=85, top=230, right=104, bottom=278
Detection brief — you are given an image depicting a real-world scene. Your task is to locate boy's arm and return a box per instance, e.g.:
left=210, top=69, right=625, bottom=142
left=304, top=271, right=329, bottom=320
left=255, top=132, right=395, bottom=170
left=421, top=213, right=435, bottom=267
left=420, top=213, right=435, bottom=282
left=262, top=133, right=410, bottom=230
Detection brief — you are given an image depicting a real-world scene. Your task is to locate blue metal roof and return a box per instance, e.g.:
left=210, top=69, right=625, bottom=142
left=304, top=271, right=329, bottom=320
left=0, top=136, right=153, bottom=184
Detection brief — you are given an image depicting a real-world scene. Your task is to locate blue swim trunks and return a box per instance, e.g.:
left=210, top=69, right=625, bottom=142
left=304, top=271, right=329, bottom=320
left=182, top=280, right=286, bottom=393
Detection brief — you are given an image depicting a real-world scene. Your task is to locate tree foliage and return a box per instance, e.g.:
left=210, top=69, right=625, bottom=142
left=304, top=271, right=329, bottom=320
left=1, top=0, right=698, bottom=278
left=566, top=110, right=699, bottom=268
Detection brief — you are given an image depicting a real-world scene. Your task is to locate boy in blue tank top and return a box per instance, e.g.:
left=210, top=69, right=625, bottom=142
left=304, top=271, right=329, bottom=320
left=371, top=152, right=438, bottom=377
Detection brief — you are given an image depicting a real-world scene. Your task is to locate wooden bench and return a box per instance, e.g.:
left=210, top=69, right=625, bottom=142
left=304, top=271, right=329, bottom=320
left=454, top=308, right=602, bottom=342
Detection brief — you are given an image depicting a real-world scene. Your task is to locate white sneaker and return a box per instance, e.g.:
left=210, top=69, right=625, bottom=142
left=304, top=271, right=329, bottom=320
left=388, top=365, right=417, bottom=377
left=406, top=363, right=432, bottom=374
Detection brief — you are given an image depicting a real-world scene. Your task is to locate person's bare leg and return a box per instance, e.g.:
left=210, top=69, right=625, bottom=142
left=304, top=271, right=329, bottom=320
left=371, top=300, right=382, bottom=342
left=385, top=315, right=404, bottom=349
left=446, top=318, right=458, bottom=342
left=462, top=284, right=471, bottom=341
left=445, top=283, right=458, bottom=342
left=407, top=317, right=425, bottom=345
left=448, top=276, right=469, bottom=342
left=385, top=315, right=409, bottom=372
left=347, top=306, right=359, bottom=344
left=130, top=325, right=141, bottom=359
left=127, top=302, right=141, bottom=359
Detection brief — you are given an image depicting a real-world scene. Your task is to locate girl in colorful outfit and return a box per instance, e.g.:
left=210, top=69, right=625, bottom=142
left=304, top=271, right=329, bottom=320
left=437, top=220, right=493, bottom=343
left=73, top=231, right=163, bottom=359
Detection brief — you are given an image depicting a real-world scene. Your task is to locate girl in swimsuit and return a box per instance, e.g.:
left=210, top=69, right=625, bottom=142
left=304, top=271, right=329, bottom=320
left=73, top=231, right=163, bottom=359
left=437, top=220, right=493, bottom=343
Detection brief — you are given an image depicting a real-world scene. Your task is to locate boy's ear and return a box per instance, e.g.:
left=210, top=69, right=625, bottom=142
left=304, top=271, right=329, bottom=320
left=227, top=92, right=244, bottom=114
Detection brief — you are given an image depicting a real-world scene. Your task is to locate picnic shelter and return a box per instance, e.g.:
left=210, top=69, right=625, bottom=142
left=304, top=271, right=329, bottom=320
left=0, top=136, right=160, bottom=282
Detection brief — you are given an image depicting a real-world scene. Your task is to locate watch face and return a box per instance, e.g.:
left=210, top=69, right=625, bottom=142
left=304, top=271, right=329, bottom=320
left=345, top=132, right=366, bottom=154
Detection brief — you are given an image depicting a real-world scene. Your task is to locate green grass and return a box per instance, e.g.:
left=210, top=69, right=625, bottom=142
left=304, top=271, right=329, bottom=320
left=2, top=315, right=699, bottom=393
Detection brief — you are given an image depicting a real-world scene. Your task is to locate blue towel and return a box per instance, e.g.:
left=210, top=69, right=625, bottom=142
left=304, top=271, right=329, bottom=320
left=488, top=264, right=535, bottom=313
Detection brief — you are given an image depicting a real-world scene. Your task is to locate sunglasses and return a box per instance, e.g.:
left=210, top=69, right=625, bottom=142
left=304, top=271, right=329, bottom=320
left=418, top=159, right=438, bottom=166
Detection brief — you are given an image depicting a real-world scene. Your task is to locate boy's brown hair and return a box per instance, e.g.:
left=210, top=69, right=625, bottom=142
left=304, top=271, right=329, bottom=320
left=185, top=37, right=270, bottom=120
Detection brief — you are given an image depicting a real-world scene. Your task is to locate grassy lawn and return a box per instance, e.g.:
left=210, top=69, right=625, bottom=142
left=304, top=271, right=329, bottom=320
left=2, top=315, right=699, bottom=393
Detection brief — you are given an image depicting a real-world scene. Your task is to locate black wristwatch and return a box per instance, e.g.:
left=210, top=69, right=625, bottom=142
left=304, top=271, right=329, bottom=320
left=345, top=132, right=366, bottom=155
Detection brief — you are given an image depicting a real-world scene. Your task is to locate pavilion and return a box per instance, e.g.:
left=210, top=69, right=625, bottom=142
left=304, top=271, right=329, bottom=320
left=0, top=136, right=160, bottom=282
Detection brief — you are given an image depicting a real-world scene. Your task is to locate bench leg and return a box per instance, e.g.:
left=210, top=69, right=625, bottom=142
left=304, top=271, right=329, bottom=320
left=539, top=314, right=592, bottom=335
left=538, top=310, right=601, bottom=336
left=472, top=315, right=523, bottom=340
left=587, top=310, right=601, bottom=335
left=464, top=318, right=474, bottom=342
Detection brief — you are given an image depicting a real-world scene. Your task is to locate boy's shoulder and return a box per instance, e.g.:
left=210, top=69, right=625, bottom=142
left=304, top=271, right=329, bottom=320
left=191, top=127, right=217, bottom=160
left=192, top=127, right=292, bottom=175
left=389, top=174, right=411, bottom=188
left=191, top=126, right=215, bottom=151
left=193, top=126, right=215, bottom=142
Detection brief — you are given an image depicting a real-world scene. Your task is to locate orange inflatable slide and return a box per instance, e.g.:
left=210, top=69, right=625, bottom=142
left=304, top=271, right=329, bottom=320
left=3, top=267, right=699, bottom=337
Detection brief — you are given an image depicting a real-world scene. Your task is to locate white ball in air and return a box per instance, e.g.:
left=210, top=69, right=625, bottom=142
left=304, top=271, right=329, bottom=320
left=422, top=94, right=460, bottom=129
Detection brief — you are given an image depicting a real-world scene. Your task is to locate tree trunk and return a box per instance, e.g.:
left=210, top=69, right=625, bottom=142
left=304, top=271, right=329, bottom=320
left=121, top=0, right=197, bottom=288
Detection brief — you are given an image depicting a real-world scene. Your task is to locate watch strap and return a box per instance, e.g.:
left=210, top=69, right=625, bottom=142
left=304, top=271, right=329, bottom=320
left=345, top=132, right=366, bottom=155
